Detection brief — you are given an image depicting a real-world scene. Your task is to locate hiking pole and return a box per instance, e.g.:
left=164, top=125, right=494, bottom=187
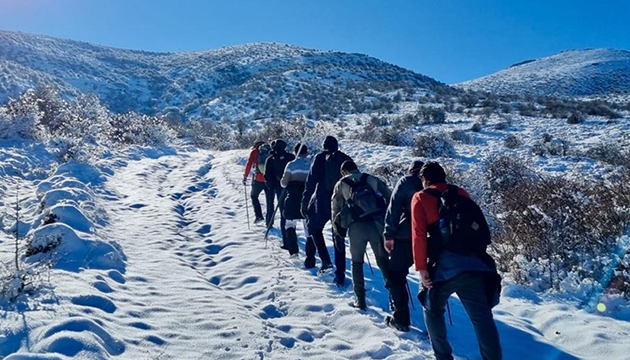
left=244, top=181, right=250, bottom=230
left=365, top=250, right=374, bottom=275
left=406, top=281, right=416, bottom=311
left=446, top=300, right=454, bottom=326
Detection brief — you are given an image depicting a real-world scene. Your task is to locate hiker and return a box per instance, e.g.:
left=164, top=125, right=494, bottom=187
left=280, top=143, right=310, bottom=257
left=301, top=136, right=353, bottom=283
left=411, top=162, right=502, bottom=360
left=243, top=140, right=274, bottom=225
left=382, top=159, right=425, bottom=332
left=264, top=139, right=295, bottom=249
left=332, top=160, right=391, bottom=310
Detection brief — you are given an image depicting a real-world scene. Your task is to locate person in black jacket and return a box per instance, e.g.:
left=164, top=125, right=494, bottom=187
left=383, top=159, right=424, bottom=332
left=264, top=139, right=295, bottom=249
left=301, top=136, right=352, bottom=284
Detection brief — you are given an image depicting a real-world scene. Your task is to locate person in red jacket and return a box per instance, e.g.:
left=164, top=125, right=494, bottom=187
left=411, top=162, right=502, bottom=360
left=243, top=141, right=274, bottom=224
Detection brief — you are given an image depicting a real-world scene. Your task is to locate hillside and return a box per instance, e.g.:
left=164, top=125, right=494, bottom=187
left=457, top=48, right=630, bottom=97
left=0, top=31, right=446, bottom=121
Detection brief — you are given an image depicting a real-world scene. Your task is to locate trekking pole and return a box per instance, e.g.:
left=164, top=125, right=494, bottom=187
left=243, top=181, right=250, bottom=230
left=446, top=300, right=454, bottom=326
left=406, top=281, right=416, bottom=311
left=365, top=250, right=374, bottom=275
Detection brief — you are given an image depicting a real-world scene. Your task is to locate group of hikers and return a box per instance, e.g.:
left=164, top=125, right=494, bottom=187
left=243, top=135, right=503, bottom=360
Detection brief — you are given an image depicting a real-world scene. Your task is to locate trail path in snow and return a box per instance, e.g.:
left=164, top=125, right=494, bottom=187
left=100, top=149, right=433, bottom=360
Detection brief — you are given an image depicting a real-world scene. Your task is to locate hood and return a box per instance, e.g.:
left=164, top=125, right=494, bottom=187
left=322, top=136, right=338, bottom=153
left=271, top=139, right=287, bottom=153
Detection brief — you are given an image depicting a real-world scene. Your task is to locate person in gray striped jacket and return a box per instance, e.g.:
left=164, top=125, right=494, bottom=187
left=280, top=143, right=311, bottom=257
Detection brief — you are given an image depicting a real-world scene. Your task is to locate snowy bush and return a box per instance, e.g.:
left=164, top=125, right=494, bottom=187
left=504, top=134, right=520, bottom=149
left=567, top=111, right=585, bottom=124
left=585, top=143, right=630, bottom=167
left=413, top=132, right=456, bottom=158
left=486, top=156, right=630, bottom=293
left=450, top=130, right=474, bottom=145
left=470, top=122, right=483, bottom=132
left=532, top=138, right=569, bottom=157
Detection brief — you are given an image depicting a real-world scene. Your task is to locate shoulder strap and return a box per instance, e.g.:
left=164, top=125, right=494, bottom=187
left=423, top=188, right=442, bottom=199
left=359, top=173, right=369, bottom=184
left=342, top=176, right=356, bottom=189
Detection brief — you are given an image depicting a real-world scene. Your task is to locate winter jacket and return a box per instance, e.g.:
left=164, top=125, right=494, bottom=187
left=281, top=156, right=310, bottom=220
left=264, top=140, right=295, bottom=191
left=331, top=170, right=392, bottom=230
left=411, top=183, right=493, bottom=283
left=301, top=150, right=353, bottom=230
left=243, top=147, right=265, bottom=183
left=383, top=175, right=423, bottom=242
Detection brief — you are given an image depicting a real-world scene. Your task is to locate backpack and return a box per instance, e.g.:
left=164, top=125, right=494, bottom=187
left=343, top=173, right=386, bottom=222
left=425, top=185, right=491, bottom=257
left=256, top=144, right=271, bottom=174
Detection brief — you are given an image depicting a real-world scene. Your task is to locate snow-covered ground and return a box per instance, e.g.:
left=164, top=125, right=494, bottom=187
left=2, top=137, right=630, bottom=359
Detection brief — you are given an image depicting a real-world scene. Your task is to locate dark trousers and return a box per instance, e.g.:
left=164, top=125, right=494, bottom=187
left=388, top=240, right=413, bottom=327
left=305, top=225, right=333, bottom=266
left=348, top=221, right=390, bottom=300
left=251, top=181, right=274, bottom=224
left=423, top=272, right=502, bottom=360
left=274, top=188, right=287, bottom=246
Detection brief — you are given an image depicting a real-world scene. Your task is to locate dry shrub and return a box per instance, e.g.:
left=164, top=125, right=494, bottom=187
left=413, top=132, right=456, bottom=158
left=487, top=155, right=630, bottom=291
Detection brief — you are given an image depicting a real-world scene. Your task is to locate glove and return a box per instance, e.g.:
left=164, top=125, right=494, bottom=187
left=384, top=239, right=395, bottom=253
left=242, top=177, right=247, bottom=185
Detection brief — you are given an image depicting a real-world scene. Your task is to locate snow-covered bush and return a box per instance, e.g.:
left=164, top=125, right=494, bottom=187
left=567, top=111, right=585, bottom=124
left=487, top=156, right=630, bottom=293
left=470, top=121, right=483, bottom=132
left=585, top=142, right=630, bottom=167
left=450, top=130, right=474, bottom=144
left=504, top=134, right=520, bottom=149
left=413, top=132, right=457, bottom=158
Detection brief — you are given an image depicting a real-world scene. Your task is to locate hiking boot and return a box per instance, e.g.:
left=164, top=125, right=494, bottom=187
left=318, top=262, right=333, bottom=274
left=304, top=257, right=316, bottom=269
left=254, top=217, right=265, bottom=224
left=333, top=275, right=346, bottom=287
left=280, top=245, right=288, bottom=250
left=386, top=316, right=410, bottom=332
left=289, top=253, right=299, bottom=259
left=350, top=297, right=366, bottom=310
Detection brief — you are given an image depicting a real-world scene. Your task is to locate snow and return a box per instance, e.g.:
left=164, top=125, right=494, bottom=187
left=1, top=139, right=630, bottom=359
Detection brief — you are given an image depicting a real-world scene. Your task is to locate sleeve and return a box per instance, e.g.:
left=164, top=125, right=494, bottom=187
left=243, top=149, right=257, bottom=179
left=331, top=181, right=344, bottom=226
left=377, top=177, right=392, bottom=203
left=264, top=156, right=277, bottom=189
left=280, top=162, right=292, bottom=188
left=383, top=178, right=404, bottom=240
left=301, top=155, right=321, bottom=212
left=411, top=192, right=429, bottom=271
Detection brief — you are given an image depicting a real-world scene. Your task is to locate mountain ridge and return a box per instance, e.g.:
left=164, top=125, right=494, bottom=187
left=458, top=48, right=630, bottom=97
left=0, top=30, right=443, bottom=120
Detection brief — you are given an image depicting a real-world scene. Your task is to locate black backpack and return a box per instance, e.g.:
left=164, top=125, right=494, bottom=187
left=425, top=185, right=491, bottom=257
left=343, top=174, right=386, bottom=222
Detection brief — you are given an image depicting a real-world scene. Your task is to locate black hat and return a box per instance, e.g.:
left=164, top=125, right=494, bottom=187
left=408, top=159, right=425, bottom=174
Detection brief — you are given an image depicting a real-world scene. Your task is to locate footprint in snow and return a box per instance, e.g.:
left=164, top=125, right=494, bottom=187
left=197, top=224, right=212, bottom=234
left=108, top=270, right=126, bottom=284
left=93, top=281, right=114, bottom=294
left=71, top=295, right=117, bottom=314
left=129, top=203, right=147, bottom=209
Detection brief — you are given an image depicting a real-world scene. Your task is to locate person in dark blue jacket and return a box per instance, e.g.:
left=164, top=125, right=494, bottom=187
left=264, top=139, right=295, bottom=249
left=301, top=136, right=352, bottom=284
left=383, top=159, right=424, bottom=332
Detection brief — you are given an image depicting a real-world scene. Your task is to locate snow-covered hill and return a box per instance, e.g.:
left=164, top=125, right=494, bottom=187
left=0, top=31, right=444, bottom=121
left=457, top=49, right=630, bottom=97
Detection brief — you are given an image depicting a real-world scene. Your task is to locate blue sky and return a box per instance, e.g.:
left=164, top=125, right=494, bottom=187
left=0, top=0, right=628, bottom=84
